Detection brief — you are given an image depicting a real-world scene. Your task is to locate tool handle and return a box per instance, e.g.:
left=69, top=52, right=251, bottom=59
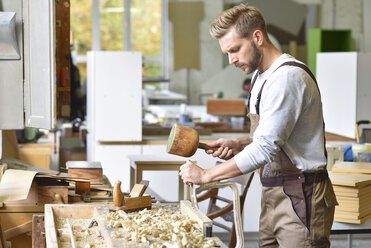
left=112, top=181, right=124, bottom=207
left=198, top=142, right=219, bottom=151
left=55, top=193, right=64, bottom=204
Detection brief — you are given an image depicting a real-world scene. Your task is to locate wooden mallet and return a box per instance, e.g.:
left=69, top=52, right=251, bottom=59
left=167, top=124, right=217, bottom=157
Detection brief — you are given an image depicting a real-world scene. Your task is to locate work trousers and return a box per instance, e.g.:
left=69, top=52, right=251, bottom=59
left=259, top=178, right=337, bottom=248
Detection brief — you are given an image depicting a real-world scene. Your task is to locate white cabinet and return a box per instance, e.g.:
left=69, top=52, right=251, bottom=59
left=317, top=52, right=371, bottom=139
left=87, top=51, right=142, bottom=143
left=0, top=0, right=56, bottom=129
left=87, top=51, right=142, bottom=191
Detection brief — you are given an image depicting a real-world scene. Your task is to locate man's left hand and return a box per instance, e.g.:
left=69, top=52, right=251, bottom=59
left=179, top=161, right=208, bottom=185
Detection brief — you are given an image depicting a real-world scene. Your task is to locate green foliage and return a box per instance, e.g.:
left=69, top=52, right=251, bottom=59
left=71, top=0, right=162, bottom=78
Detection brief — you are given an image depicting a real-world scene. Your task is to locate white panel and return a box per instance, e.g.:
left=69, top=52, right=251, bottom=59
left=0, top=1, right=24, bottom=129
left=317, top=52, right=358, bottom=138
left=356, top=53, right=371, bottom=121
left=87, top=52, right=97, bottom=162
left=89, top=51, right=142, bottom=142
left=23, top=0, right=56, bottom=129
left=364, top=0, right=371, bottom=52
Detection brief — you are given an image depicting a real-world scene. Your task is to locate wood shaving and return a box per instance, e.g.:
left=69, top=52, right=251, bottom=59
left=55, top=217, right=106, bottom=248
left=105, top=206, right=217, bottom=248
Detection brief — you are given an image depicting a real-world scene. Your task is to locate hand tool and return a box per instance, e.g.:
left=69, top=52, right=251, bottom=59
left=167, top=124, right=218, bottom=157
left=109, top=180, right=152, bottom=212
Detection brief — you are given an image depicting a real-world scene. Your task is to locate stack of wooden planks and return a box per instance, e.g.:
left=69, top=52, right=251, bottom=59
left=330, top=161, right=371, bottom=224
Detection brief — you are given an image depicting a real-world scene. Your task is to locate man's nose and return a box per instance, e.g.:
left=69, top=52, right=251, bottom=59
left=228, top=54, right=237, bottom=64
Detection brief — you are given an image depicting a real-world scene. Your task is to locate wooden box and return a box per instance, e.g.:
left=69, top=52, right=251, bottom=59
left=67, top=161, right=103, bottom=185
left=206, top=99, right=246, bottom=116
left=18, top=147, right=52, bottom=169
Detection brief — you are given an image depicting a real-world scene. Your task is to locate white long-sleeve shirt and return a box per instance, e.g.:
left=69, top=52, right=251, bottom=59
left=234, top=54, right=327, bottom=174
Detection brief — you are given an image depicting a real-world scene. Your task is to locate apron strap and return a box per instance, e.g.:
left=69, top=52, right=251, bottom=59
left=246, top=71, right=259, bottom=113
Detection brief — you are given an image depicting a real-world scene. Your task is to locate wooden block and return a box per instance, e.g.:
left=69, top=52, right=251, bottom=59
left=123, top=195, right=152, bottom=212
left=206, top=99, right=246, bottom=116
left=332, top=161, right=371, bottom=174
left=67, top=161, right=103, bottom=185
left=129, top=184, right=146, bottom=197
left=38, top=186, right=68, bottom=204
left=180, top=200, right=213, bottom=237
left=68, top=168, right=103, bottom=184
left=18, top=147, right=52, bottom=169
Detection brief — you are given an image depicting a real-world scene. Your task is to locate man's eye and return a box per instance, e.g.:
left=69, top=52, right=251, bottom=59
left=231, top=47, right=239, bottom=53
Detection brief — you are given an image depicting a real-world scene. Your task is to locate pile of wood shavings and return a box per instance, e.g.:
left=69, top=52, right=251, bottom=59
left=55, top=217, right=106, bottom=248
left=105, top=206, right=217, bottom=248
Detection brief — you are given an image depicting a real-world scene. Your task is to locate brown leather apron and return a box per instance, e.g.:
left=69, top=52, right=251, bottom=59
left=247, top=62, right=337, bottom=248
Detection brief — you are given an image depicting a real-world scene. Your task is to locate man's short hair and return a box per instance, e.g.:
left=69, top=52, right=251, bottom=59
left=209, top=4, right=269, bottom=40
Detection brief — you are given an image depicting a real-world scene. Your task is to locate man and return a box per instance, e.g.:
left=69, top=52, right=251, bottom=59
left=179, top=4, right=338, bottom=248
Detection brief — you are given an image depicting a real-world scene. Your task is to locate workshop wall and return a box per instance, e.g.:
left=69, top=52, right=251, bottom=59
left=167, top=0, right=368, bottom=105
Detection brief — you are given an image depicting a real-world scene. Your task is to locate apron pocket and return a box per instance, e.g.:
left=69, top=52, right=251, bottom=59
left=283, top=184, right=308, bottom=229
left=324, top=183, right=338, bottom=208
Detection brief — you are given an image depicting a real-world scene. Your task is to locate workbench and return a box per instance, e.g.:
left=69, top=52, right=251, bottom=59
left=44, top=203, right=227, bottom=247
left=331, top=221, right=371, bottom=248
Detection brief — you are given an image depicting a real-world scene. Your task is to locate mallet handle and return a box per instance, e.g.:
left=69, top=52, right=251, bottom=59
left=198, top=142, right=219, bottom=151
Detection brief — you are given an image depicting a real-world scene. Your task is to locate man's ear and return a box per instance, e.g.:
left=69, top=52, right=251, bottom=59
left=252, top=30, right=264, bottom=46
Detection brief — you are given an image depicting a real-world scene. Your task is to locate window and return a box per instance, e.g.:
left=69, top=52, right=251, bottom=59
left=70, top=0, right=168, bottom=81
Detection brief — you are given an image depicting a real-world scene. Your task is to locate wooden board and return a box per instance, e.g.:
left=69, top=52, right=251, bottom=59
left=335, top=206, right=371, bottom=217
left=68, top=168, right=103, bottom=184
left=336, top=198, right=371, bottom=208
left=335, top=211, right=371, bottom=224
left=336, top=204, right=371, bottom=213
left=180, top=200, right=212, bottom=237
left=333, top=184, right=371, bottom=193
left=32, top=215, right=46, bottom=248
left=206, top=99, right=246, bottom=116
left=38, top=186, right=68, bottom=204
left=328, top=171, right=371, bottom=187
left=332, top=161, right=371, bottom=174
left=334, top=186, right=371, bottom=197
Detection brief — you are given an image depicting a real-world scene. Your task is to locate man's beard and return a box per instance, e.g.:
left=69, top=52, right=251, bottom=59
left=237, top=42, right=262, bottom=74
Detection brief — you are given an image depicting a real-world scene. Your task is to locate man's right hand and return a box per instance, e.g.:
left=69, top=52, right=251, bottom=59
left=205, top=138, right=239, bottom=160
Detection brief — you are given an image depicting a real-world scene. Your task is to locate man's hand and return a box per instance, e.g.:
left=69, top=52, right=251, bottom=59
left=179, top=161, right=209, bottom=185
left=205, top=138, right=238, bottom=160
left=205, top=136, right=252, bottom=160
